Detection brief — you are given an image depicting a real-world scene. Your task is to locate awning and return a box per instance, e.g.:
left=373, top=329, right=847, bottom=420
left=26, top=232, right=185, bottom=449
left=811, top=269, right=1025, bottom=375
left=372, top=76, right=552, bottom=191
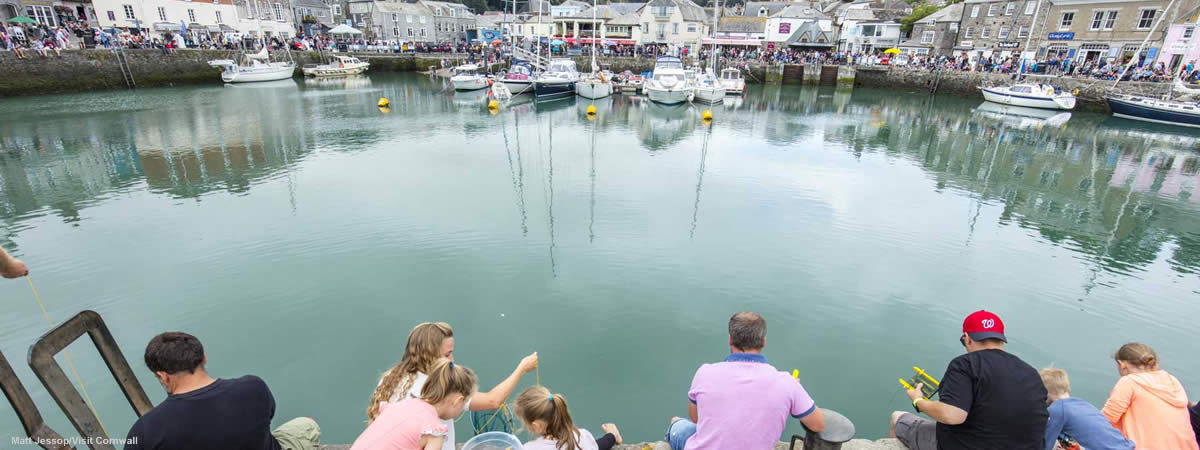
left=788, top=42, right=833, bottom=47
left=219, top=24, right=236, bottom=32
left=580, top=38, right=633, bottom=45
left=153, top=22, right=182, bottom=31
left=702, top=38, right=762, bottom=46
left=206, top=25, right=221, bottom=32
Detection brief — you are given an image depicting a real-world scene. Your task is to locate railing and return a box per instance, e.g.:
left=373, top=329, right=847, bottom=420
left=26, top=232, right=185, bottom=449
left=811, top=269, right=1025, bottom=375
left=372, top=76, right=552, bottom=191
left=28, top=310, right=153, bottom=450
left=0, top=349, right=68, bottom=449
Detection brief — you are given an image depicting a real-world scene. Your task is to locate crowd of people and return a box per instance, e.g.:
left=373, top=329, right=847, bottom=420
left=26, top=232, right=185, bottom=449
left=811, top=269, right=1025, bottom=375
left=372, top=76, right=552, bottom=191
left=1, top=250, right=1199, bottom=450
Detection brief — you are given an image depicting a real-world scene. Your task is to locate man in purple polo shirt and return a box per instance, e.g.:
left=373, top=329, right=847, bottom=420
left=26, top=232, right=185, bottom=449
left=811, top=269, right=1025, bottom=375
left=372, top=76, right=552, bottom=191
left=666, top=312, right=826, bottom=450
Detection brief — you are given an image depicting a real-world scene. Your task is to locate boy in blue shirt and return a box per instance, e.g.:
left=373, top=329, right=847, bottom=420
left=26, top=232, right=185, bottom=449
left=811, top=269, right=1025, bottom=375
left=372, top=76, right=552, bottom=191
left=1039, top=368, right=1134, bottom=450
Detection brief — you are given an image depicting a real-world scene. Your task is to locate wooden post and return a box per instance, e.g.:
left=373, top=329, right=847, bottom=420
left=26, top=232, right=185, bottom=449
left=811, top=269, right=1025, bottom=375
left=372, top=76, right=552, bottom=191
left=788, top=409, right=855, bottom=450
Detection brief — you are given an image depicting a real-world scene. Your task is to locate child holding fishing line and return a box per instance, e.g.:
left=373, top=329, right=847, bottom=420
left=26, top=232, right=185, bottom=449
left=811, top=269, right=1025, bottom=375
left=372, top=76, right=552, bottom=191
left=514, top=385, right=623, bottom=450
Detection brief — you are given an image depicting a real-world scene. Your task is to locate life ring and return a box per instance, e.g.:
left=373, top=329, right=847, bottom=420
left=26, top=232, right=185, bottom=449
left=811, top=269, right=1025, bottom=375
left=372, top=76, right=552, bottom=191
left=1072, top=88, right=1080, bottom=96
left=1045, top=87, right=1054, bottom=96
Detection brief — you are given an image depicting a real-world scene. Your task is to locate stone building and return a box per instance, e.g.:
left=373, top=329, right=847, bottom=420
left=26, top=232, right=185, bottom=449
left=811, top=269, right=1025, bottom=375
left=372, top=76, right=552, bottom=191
left=899, top=2, right=963, bottom=55
left=636, top=0, right=710, bottom=47
left=1153, top=4, right=1200, bottom=71
left=418, top=0, right=474, bottom=42
left=957, top=0, right=1047, bottom=60
left=1042, top=0, right=1176, bottom=66
left=291, top=0, right=333, bottom=36
left=372, top=1, right=433, bottom=42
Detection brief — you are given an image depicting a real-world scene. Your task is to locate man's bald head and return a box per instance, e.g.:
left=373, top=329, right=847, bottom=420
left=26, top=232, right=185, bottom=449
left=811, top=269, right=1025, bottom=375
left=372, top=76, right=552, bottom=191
left=729, top=312, right=766, bottom=351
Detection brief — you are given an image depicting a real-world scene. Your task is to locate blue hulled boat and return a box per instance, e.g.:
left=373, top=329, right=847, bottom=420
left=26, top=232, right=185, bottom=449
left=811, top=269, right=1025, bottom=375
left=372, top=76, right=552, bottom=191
left=1106, top=94, right=1200, bottom=128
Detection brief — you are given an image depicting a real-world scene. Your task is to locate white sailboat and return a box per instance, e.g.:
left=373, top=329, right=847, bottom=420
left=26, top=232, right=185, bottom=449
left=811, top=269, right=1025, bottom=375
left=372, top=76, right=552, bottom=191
left=979, top=79, right=1076, bottom=110
left=1105, top=0, right=1200, bottom=128
left=451, top=64, right=491, bottom=91
left=302, top=55, right=369, bottom=77
left=209, top=46, right=296, bottom=83
left=692, top=0, right=725, bottom=104
left=576, top=0, right=613, bottom=100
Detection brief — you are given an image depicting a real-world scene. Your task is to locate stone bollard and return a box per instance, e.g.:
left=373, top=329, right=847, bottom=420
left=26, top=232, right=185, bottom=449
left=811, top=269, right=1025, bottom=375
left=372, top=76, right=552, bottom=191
left=788, top=409, right=855, bottom=450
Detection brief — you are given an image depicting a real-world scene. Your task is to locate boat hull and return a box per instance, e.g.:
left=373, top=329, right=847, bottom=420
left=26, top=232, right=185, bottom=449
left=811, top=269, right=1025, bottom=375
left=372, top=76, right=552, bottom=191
left=452, top=77, right=490, bottom=91
left=980, top=87, right=1075, bottom=110
left=1107, top=95, right=1200, bottom=128
left=693, top=86, right=725, bottom=104
left=647, top=87, right=691, bottom=105
left=304, top=64, right=369, bottom=77
left=222, top=64, right=296, bottom=83
left=721, top=80, right=745, bottom=95
left=503, top=80, right=534, bottom=95
left=535, top=80, right=576, bottom=99
left=576, top=81, right=613, bottom=99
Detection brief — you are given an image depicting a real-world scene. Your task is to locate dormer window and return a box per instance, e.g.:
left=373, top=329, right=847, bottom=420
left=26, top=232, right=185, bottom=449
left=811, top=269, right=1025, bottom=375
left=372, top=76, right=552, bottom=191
left=434, top=8, right=442, bottom=16
left=450, top=8, right=455, bottom=17
left=758, top=7, right=766, bottom=16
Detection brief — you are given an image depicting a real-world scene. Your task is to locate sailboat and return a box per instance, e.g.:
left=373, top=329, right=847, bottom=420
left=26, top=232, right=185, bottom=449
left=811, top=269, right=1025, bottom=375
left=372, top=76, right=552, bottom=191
left=207, top=0, right=294, bottom=83
left=576, top=0, right=613, bottom=99
left=692, top=0, right=725, bottom=104
left=1104, top=0, right=1200, bottom=128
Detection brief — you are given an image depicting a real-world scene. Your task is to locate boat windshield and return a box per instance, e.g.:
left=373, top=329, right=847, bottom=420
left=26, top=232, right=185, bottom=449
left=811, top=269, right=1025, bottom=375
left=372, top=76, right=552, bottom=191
left=549, top=62, right=575, bottom=73
left=656, top=60, right=683, bottom=70
left=511, top=65, right=531, bottom=75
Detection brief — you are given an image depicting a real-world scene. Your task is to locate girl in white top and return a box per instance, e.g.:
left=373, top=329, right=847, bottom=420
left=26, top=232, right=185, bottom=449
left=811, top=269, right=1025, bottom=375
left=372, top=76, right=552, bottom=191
left=366, top=322, right=538, bottom=450
left=514, top=386, right=622, bottom=450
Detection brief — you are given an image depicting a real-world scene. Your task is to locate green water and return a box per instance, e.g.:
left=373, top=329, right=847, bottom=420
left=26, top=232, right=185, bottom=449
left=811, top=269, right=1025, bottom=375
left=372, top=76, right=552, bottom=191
left=1, top=74, right=1198, bottom=446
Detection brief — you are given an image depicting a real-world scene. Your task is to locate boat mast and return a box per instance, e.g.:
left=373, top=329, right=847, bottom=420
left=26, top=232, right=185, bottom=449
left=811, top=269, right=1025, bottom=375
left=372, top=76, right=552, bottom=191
left=1020, top=0, right=1043, bottom=74
left=1112, top=0, right=1177, bottom=88
left=711, top=0, right=720, bottom=74
left=591, top=0, right=598, bottom=73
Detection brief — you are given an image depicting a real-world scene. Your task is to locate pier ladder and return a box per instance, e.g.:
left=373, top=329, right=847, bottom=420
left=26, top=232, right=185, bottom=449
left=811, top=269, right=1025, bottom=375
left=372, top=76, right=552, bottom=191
left=114, top=49, right=136, bottom=89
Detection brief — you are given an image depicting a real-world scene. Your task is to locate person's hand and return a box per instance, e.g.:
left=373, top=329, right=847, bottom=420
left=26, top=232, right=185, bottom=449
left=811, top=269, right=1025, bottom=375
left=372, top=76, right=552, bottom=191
left=1, top=257, right=28, bottom=279
left=518, top=352, right=538, bottom=374
left=906, top=383, right=925, bottom=403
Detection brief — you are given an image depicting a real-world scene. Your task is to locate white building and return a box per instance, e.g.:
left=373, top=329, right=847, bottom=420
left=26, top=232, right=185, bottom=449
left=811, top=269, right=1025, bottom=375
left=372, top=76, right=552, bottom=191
left=92, top=0, right=243, bottom=40
left=551, top=0, right=588, bottom=17
left=843, top=20, right=901, bottom=52
left=637, top=0, right=710, bottom=46
left=765, top=4, right=832, bottom=43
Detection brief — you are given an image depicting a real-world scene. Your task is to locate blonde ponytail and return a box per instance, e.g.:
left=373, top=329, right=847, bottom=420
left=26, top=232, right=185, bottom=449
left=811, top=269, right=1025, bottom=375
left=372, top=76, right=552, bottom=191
left=515, top=386, right=581, bottom=450
left=421, top=359, right=477, bottom=405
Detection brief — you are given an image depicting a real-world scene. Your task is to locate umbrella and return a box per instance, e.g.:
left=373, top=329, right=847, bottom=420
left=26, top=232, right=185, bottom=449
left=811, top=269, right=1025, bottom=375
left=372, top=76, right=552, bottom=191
left=490, top=39, right=502, bottom=45
left=550, top=39, right=565, bottom=46
left=7, top=16, right=37, bottom=24
left=883, top=48, right=901, bottom=54
left=602, top=40, right=617, bottom=46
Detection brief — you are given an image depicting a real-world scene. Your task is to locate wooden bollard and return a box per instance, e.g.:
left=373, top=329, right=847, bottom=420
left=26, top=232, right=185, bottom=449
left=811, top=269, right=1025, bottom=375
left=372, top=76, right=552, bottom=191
left=788, top=409, right=855, bottom=450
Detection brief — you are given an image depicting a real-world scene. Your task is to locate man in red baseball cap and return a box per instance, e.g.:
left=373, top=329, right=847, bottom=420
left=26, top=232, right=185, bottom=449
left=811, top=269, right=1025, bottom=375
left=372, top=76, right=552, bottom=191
left=888, top=310, right=1048, bottom=450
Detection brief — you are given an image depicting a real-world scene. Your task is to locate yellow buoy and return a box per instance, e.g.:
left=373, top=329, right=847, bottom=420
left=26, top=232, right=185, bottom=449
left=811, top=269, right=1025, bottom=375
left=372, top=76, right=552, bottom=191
left=488, top=100, right=499, bottom=110
left=378, top=106, right=391, bottom=114
left=702, top=110, right=713, bottom=121
left=586, top=104, right=597, bottom=115
left=377, top=97, right=390, bottom=107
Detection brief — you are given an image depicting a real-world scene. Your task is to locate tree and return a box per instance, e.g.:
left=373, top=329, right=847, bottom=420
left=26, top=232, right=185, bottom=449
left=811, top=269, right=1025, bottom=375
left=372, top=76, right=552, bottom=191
left=900, top=4, right=940, bottom=33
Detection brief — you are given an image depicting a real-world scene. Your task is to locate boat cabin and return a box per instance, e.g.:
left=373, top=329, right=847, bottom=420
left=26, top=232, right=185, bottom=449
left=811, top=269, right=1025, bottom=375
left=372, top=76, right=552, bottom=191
left=721, top=68, right=743, bottom=81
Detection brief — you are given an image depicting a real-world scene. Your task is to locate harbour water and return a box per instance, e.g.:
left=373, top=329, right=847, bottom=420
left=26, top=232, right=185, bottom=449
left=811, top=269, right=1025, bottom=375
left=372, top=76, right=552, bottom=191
left=0, top=73, right=1198, bottom=446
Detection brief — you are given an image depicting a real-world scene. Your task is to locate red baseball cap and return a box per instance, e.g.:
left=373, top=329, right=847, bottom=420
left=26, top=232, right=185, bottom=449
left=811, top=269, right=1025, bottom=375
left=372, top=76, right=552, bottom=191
left=962, top=310, right=1006, bottom=343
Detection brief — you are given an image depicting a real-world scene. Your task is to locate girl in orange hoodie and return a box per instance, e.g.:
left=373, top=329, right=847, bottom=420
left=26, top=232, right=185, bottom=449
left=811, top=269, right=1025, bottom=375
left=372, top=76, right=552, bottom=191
left=1101, top=343, right=1198, bottom=450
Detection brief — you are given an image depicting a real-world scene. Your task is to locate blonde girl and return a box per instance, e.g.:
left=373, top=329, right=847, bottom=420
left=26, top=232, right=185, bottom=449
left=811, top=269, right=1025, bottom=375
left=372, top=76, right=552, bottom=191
left=514, top=386, right=622, bottom=450
left=1100, top=343, right=1197, bottom=450
left=352, top=359, right=477, bottom=450
left=366, top=322, right=538, bottom=450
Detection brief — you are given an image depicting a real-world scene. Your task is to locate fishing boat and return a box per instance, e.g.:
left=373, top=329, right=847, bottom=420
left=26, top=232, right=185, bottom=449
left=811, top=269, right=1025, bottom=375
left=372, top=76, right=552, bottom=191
left=693, top=68, right=725, bottom=104
left=576, top=0, right=613, bottom=101
left=451, top=64, right=490, bottom=91
left=979, top=82, right=1076, bottom=110
left=645, top=56, right=692, bottom=105
left=534, top=59, right=579, bottom=100
left=720, top=68, right=745, bottom=95
left=209, top=47, right=295, bottom=83
left=499, top=63, right=535, bottom=95
left=302, top=55, right=369, bottom=77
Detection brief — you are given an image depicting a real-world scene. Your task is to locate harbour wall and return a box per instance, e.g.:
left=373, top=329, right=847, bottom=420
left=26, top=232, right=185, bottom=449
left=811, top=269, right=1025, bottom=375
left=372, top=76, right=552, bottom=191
left=318, top=439, right=908, bottom=449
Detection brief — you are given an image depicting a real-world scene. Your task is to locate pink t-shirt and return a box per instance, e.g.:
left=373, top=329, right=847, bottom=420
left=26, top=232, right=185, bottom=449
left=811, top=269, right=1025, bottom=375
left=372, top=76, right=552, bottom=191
left=351, top=398, right=449, bottom=450
left=686, top=353, right=816, bottom=450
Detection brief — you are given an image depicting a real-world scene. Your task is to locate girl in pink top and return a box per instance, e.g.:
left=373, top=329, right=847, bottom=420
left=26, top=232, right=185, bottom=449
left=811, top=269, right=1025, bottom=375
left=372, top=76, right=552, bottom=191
left=351, top=359, right=477, bottom=450
left=514, top=386, right=623, bottom=450
left=1101, top=343, right=1198, bottom=450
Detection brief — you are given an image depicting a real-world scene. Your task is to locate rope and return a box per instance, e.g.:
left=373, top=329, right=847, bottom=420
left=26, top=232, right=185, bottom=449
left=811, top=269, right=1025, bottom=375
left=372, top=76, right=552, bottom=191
left=27, top=276, right=109, bottom=437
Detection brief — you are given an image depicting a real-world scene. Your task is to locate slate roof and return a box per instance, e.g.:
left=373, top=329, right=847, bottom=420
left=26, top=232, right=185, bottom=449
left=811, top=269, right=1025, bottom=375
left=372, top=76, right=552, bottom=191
left=645, top=0, right=709, bottom=22
left=775, top=4, right=828, bottom=19
left=785, top=20, right=833, bottom=45
left=717, top=16, right=767, bottom=32
left=742, top=2, right=796, bottom=17
left=916, top=2, right=962, bottom=24
left=376, top=2, right=433, bottom=15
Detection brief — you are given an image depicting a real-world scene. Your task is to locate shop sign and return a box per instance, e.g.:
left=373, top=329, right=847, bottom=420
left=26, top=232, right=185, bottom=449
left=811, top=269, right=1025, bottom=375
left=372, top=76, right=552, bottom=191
left=998, top=41, right=1019, bottom=48
left=1047, top=32, right=1074, bottom=40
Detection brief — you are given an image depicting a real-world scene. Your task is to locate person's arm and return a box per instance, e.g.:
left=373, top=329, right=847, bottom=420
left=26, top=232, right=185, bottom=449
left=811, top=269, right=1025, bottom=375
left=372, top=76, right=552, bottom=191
left=687, top=401, right=698, bottom=423
left=1042, top=402, right=1066, bottom=450
left=1100, top=377, right=1133, bottom=426
left=799, top=407, right=825, bottom=432
left=422, top=435, right=445, bottom=450
left=0, top=248, right=28, bottom=279
left=791, top=377, right=825, bottom=432
left=469, top=352, right=537, bottom=411
left=907, top=358, right=972, bottom=426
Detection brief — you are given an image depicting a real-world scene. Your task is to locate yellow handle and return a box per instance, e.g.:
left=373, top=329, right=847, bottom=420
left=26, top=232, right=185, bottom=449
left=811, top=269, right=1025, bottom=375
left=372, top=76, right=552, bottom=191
left=899, top=378, right=915, bottom=390
left=792, top=370, right=799, bottom=380
left=913, top=366, right=940, bottom=386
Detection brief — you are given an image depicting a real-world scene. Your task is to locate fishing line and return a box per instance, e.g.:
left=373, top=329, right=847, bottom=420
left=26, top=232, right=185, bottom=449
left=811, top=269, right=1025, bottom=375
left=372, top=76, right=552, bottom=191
left=27, top=275, right=109, bottom=437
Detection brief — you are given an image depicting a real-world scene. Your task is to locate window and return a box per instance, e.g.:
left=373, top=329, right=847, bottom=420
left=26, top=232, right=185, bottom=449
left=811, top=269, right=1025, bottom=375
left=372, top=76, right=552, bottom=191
left=449, top=9, right=455, bottom=17
left=420, top=28, right=426, bottom=37
left=1059, top=12, right=1073, bottom=30
left=1104, top=10, right=1117, bottom=29
left=998, top=25, right=1009, bottom=38
left=642, top=22, right=648, bottom=33
left=654, top=6, right=672, bottom=17
left=216, top=11, right=222, bottom=22
left=107, top=10, right=115, bottom=21
left=921, top=30, right=934, bottom=43
left=1090, top=11, right=1102, bottom=30
left=393, top=26, right=398, bottom=36
left=434, top=8, right=441, bottom=16
left=123, top=4, right=135, bottom=19
left=517, top=24, right=522, bottom=33
left=460, top=24, right=465, bottom=32
left=1011, top=85, right=1032, bottom=93
left=1018, top=25, right=1029, bottom=38
left=407, top=27, right=413, bottom=37
left=392, top=13, right=397, bottom=21
left=965, top=26, right=974, bottom=38
left=1005, top=3, right=1015, bottom=15
left=758, top=7, right=767, bottom=17
left=971, top=5, right=979, bottom=17
left=1024, top=1, right=1035, bottom=14
left=672, top=23, right=678, bottom=34
left=1137, top=9, right=1155, bottom=29
left=657, top=22, right=664, bottom=36
left=419, top=15, right=425, bottom=23
left=157, top=6, right=167, bottom=21
left=187, top=9, right=195, bottom=22
left=980, top=26, right=991, bottom=38
left=987, top=5, right=998, bottom=16
left=332, top=5, right=340, bottom=15
left=1186, top=27, right=1195, bottom=39
left=406, top=14, right=412, bottom=23
left=273, top=2, right=283, bottom=21
left=26, top=4, right=55, bottom=25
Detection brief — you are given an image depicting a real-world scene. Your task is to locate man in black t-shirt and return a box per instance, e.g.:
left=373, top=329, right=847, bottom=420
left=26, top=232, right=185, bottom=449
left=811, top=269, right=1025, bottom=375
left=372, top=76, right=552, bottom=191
left=888, top=310, right=1048, bottom=450
left=125, top=332, right=321, bottom=450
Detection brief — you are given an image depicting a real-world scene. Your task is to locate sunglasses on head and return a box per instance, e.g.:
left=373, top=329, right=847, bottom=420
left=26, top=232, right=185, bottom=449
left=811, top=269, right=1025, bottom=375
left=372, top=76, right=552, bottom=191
left=959, top=335, right=967, bottom=347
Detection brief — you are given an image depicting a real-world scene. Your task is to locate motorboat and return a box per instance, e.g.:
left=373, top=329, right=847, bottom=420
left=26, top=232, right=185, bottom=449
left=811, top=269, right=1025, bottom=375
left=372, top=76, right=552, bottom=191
left=534, top=59, right=579, bottom=100
left=499, top=63, right=535, bottom=95
left=451, top=64, right=491, bottom=91
left=692, top=68, right=725, bottom=104
left=616, top=71, right=643, bottom=93
left=209, top=47, right=295, bottom=83
left=979, top=82, right=1076, bottom=110
left=302, top=55, right=369, bottom=77
left=645, top=57, right=692, bottom=105
left=1106, top=94, right=1200, bottom=128
left=720, top=68, right=745, bottom=95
